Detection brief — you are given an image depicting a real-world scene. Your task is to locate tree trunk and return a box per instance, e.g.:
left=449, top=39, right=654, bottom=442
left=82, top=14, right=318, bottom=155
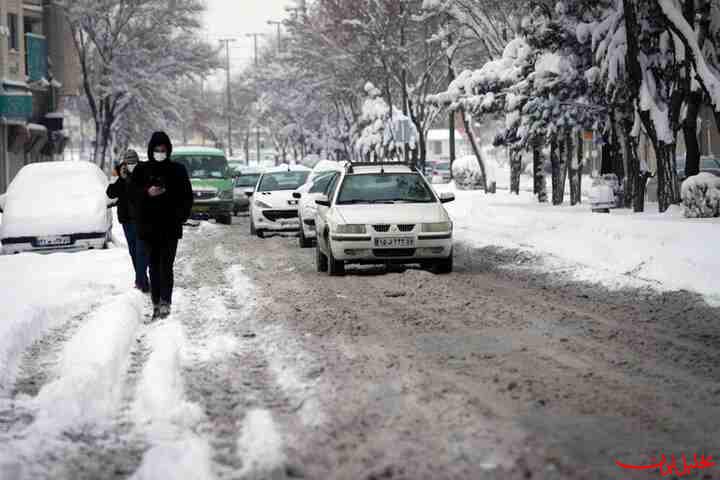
left=550, top=137, right=567, bottom=205
left=683, top=90, right=701, bottom=177
left=510, top=149, right=521, bottom=195
left=533, top=146, right=547, bottom=203
left=656, top=143, right=680, bottom=212
left=460, top=108, right=488, bottom=192
left=569, top=131, right=582, bottom=205
left=619, top=116, right=645, bottom=212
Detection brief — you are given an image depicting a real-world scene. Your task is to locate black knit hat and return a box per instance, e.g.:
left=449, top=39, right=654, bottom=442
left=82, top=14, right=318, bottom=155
left=123, top=149, right=140, bottom=164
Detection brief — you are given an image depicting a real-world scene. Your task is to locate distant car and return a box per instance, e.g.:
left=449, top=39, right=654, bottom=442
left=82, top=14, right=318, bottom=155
left=172, top=146, right=234, bottom=225
left=314, top=162, right=455, bottom=275
left=248, top=165, right=311, bottom=238
left=233, top=167, right=262, bottom=215
left=431, top=162, right=452, bottom=183
left=0, top=161, right=113, bottom=254
left=589, top=173, right=623, bottom=212
left=294, top=171, right=341, bottom=248
left=698, top=155, right=720, bottom=177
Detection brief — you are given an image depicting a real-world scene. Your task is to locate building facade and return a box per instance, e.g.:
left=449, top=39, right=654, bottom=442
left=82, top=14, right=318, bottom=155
left=0, top=0, right=78, bottom=193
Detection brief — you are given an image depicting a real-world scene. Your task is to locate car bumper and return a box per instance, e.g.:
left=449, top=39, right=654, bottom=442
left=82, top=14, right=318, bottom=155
left=192, top=200, right=233, bottom=217
left=329, top=234, right=453, bottom=262
left=1, top=233, right=107, bottom=255
left=254, top=208, right=301, bottom=231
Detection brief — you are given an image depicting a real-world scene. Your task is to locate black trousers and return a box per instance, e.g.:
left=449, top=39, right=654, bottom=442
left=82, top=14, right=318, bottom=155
left=144, top=237, right=179, bottom=305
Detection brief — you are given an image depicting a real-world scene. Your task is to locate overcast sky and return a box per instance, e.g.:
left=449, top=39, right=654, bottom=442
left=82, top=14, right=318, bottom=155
left=202, top=0, right=295, bottom=80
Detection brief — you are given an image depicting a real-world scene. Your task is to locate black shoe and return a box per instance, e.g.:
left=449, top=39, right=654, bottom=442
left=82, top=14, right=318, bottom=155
left=158, top=302, right=171, bottom=319
left=151, top=304, right=161, bottom=320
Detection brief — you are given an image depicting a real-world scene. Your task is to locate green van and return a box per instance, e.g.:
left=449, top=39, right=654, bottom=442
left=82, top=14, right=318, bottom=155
left=172, top=146, right=234, bottom=224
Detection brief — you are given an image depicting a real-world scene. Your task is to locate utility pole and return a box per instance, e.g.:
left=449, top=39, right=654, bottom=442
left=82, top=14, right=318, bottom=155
left=267, top=20, right=283, bottom=54
left=219, top=38, right=236, bottom=156
left=246, top=33, right=263, bottom=67
left=246, top=33, right=265, bottom=162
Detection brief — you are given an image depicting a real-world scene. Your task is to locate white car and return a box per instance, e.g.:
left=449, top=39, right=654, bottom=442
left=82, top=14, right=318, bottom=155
left=294, top=171, right=342, bottom=248
left=314, top=163, right=455, bottom=275
left=248, top=165, right=311, bottom=238
left=0, top=161, right=113, bottom=254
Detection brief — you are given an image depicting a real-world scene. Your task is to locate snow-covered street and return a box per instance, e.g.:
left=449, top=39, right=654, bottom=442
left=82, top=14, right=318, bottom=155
left=1, top=205, right=719, bottom=479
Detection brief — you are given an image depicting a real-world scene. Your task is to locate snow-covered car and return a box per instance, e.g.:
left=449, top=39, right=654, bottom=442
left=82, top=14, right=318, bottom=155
left=431, top=162, right=452, bottom=183
left=248, top=165, right=311, bottom=238
left=589, top=174, right=622, bottom=212
left=294, top=171, right=342, bottom=248
left=314, top=163, right=455, bottom=275
left=0, top=161, right=113, bottom=254
left=233, top=166, right=262, bottom=215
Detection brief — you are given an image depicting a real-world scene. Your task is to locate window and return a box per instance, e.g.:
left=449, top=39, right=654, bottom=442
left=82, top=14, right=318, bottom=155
left=7, top=14, right=18, bottom=51
left=336, top=173, right=435, bottom=205
left=174, top=156, right=228, bottom=179
left=309, top=172, right=337, bottom=194
left=235, top=174, right=260, bottom=187
left=433, top=141, right=443, bottom=155
left=258, top=171, right=310, bottom=192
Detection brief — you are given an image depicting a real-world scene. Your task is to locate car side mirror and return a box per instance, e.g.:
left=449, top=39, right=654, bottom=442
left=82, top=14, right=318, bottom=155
left=439, top=192, right=455, bottom=203
left=244, top=188, right=254, bottom=197
left=292, top=192, right=302, bottom=199
left=315, top=195, right=331, bottom=207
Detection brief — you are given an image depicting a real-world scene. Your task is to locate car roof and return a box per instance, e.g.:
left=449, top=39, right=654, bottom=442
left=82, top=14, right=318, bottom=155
left=236, top=167, right=263, bottom=174
left=173, top=146, right=226, bottom=157
left=348, top=164, right=415, bottom=174
left=263, top=164, right=312, bottom=173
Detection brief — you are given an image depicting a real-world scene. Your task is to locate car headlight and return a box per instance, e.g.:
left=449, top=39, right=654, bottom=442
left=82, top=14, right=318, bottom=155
left=288, top=199, right=299, bottom=206
left=255, top=200, right=273, bottom=209
left=422, top=222, right=452, bottom=233
left=335, top=224, right=366, bottom=234
left=219, top=190, right=233, bottom=200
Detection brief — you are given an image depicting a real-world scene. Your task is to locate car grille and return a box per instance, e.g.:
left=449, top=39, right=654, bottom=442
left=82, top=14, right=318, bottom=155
left=263, top=210, right=298, bottom=222
left=373, top=248, right=416, bottom=258
left=194, top=191, right=216, bottom=200
left=373, top=224, right=415, bottom=233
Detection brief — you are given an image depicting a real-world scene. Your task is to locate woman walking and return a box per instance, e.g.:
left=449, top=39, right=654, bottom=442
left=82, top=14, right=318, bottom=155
left=107, top=149, right=150, bottom=292
left=131, top=132, right=193, bottom=320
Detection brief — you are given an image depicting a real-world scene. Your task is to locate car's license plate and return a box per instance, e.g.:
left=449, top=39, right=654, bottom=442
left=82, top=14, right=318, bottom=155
left=36, top=235, right=71, bottom=247
left=374, top=237, right=415, bottom=248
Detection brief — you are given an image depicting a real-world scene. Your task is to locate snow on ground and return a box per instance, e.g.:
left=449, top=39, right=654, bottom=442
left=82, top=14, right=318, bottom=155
left=236, top=409, right=286, bottom=477
left=0, top=246, right=134, bottom=395
left=440, top=184, right=720, bottom=304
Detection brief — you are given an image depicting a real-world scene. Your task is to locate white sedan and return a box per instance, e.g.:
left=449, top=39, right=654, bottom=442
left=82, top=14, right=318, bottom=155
left=248, top=165, right=311, bottom=238
left=294, top=165, right=345, bottom=248
left=0, top=161, right=113, bottom=254
left=314, top=163, right=455, bottom=275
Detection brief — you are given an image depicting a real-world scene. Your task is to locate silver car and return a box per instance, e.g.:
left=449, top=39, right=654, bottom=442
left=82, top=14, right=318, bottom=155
left=233, top=168, right=262, bottom=215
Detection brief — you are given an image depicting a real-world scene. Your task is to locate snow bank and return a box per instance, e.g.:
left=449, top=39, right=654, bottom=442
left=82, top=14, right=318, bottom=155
left=452, top=155, right=488, bottom=190
left=441, top=186, right=720, bottom=303
left=130, top=438, right=215, bottom=480
left=0, top=248, right=134, bottom=394
left=681, top=173, right=720, bottom=218
left=31, top=291, right=143, bottom=428
left=1, top=161, right=110, bottom=239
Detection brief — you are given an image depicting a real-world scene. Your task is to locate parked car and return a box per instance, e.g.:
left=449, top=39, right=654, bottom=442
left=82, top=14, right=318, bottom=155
left=172, top=146, right=234, bottom=225
left=0, top=161, right=113, bottom=254
left=248, top=165, right=311, bottom=238
left=294, top=171, right=341, bottom=248
left=233, top=167, right=262, bottom=215
left=314, top=162, right=455, bottom=275
left=589, top=173, right=623, bottom=212
left=431, top=162, right=452, bottom=183
left=698, top=155, right=720, bottom=177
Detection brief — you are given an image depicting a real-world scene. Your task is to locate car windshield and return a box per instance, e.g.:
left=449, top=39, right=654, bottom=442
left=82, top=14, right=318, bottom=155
left=258, top=171, right=310, bottom=191
left=700, top=156, right=720, bottom=169
left=175, top=156, right=228, bottom=179
left=235, top=174, right=260, bottom=187
left=336, top=173, right=436, bottom=205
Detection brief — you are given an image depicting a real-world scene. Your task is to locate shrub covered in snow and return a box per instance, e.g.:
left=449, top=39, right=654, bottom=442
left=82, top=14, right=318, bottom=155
left=452, top=155, right=495, bottom=190
left=681, top=173, right=720, bottom=218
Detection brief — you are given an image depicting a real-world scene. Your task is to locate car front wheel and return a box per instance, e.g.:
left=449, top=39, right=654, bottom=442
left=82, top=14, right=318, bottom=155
left=327, top=247, right=345, bottom=276
left=298, top=226, right=312, bottom=248
left=434, top=254, right=453, bottom=274
left=316, top=244, right=328, bottom=272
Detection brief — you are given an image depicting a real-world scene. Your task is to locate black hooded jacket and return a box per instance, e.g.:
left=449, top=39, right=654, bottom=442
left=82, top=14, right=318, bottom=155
left=106, top=174, right=136, bottom=224
left=130, top=132, right=193, bottom=241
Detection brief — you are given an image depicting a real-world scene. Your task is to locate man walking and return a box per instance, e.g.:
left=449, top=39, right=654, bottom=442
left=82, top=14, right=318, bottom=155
left=107, top=149, right=149, bottom=292
left=131, top=131, right=193, bottom=320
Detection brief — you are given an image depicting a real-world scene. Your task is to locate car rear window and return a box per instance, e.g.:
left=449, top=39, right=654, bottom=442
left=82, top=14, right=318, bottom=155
left=336, top=173, right=435, bottom=205
left=235, top=174, right=260, bottom=187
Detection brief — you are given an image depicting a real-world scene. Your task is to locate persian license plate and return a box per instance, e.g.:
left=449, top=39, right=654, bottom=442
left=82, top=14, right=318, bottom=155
left=374, top=237, right=415, bottom=248
left=36, top=235, right=71, bottom=247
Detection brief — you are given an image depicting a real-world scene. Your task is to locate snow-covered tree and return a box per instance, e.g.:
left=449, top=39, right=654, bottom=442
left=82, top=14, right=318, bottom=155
left=66, top=0, right=217, bottom=170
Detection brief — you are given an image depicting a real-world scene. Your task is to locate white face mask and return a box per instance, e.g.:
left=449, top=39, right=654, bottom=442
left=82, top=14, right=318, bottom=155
left=154, top=152, right=167, bottom=162
left=127, top=163, right=137, bottom=173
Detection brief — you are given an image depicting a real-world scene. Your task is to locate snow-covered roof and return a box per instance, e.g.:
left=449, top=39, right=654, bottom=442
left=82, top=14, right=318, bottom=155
left=173, top=146, right=225, bottom=157
left=350, top=164, right=414, bottom=174
left=263, top=164, right=311, bottom=173
left=311, top=159, right=346, bottom=174
left=426, top=129, right=464, bottom=141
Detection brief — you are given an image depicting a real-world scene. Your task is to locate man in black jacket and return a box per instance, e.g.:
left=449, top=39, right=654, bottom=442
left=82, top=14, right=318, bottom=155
left=131, top=131, right=193, bottom=320
left=107, top=149, right=149, bottom=293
